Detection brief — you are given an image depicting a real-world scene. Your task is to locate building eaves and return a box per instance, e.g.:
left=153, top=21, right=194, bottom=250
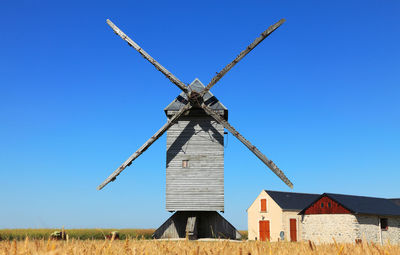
left=264, top=190, right=319, bottom=211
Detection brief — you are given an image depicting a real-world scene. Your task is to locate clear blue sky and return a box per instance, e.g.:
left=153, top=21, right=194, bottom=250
left=1, top=0, right=399, bottom=230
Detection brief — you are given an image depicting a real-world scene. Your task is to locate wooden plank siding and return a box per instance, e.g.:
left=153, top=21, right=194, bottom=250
left=304, top=196, right=351, bottom=214
left=166, top=115, right=224, bottom=211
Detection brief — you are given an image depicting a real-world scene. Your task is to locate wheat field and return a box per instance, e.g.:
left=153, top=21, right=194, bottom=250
left=1, top=238, right=399, bottom=255
left=0, top=229, right=156, bottom=241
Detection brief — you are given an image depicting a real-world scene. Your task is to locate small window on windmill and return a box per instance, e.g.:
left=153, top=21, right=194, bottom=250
left=321, top=202, right=324, bottom=208
left=182, top=160, right=189, bottom=168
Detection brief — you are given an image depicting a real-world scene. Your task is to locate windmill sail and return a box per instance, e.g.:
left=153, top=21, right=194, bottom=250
left=201, top=19, right=285, bottom=96
left=97, top=104, right=192, bottom=190
left=201, top=103, right=293, bottom=188
left=99, top=18, right=293, bottom=191
left=107, top=19, right=188, bottom=93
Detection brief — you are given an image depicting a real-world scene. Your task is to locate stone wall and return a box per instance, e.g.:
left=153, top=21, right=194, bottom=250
left=301, top=214, right=400, bottom=244
left=356, top=215, right=400, bottom=244
left=355, top=215, right=379, bottom=243
left=282, top=211, right=302, bottom=241
left=382, top=216, right=400, bottom=244
left=301, top=214, right=358, bottom=243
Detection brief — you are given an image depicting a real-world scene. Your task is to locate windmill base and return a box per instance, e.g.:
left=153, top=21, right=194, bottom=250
left=152, top=211, right=242, bottom=240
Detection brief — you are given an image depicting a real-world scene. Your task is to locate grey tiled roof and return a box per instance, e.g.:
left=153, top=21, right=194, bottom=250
left=264, top=190, right=319, bottom=210
left=390, top=199, right=400, bottom=207
left=326, top=193, right=400, bottom=216
left=300, top=193, right=400, bottom=216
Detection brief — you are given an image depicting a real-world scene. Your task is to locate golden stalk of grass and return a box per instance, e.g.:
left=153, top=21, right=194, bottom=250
left=0, top=239, right=399, bottom=255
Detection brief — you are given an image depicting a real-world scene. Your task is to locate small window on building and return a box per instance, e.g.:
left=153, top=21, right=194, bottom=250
left=261, top=199, right=267, bottom=212
left=321, top=202, right=324, bottom=208
left=380, top=218, right=388, bottom=231
left=328, top=202, right=331, bottom=208
left=182, top=160, right=189, bottom=168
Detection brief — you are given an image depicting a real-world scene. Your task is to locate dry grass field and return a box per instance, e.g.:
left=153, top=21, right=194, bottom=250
left=0, top=229, right=156, bottom=241
left=0, top=229, right=248, bottom=241
left=0, top=238, right=399, bottom=255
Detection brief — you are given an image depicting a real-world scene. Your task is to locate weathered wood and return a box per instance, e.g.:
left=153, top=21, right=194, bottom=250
left=166, top=115, right=225, bottom=211
left=106, top=19, right=188, bottom=93
left=153, top=211, right=241, bottom=239
left=201, top=103, right=293, bottom=188
left=102, top=17, right=293, bottom=199
left=97, top=104, right=192, bottom=190
left=200, top=19, right=286, bottom=96
left=185, top=216, right=197, bottom=239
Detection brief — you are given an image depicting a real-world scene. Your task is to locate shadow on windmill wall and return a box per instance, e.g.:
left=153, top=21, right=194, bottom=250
left=166, top=115, right=224, bottom=167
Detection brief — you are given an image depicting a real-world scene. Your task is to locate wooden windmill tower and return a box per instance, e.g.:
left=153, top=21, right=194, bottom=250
left=98, top=19, right=293, bottom=239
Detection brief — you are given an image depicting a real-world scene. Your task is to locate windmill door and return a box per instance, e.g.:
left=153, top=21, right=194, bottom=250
left=259, top=220, right=270, bottom=241
left=290, top=219, right=297, bottom=242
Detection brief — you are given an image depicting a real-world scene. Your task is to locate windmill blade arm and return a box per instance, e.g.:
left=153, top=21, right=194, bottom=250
left=201, top=19, right=285, bottom=96
left=201, top=103, right=293, bottom=188
left=97, top=104, right=192, bottom=190
left=106, top=19, right=188, bottom=93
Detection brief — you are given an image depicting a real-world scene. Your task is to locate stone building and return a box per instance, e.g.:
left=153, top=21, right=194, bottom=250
left=247, top=190, right=319, bottom=241
left=299, top=193, right=400, bottom=244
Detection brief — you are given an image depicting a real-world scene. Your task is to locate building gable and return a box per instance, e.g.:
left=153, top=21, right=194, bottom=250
left=300, top=193, right=400, bottom=216
left=326, top=193, right=400, bottom=216
left=303, top=195, right=351, bottom=214
left=247, top=190, right=284, bottom=241
left=247, top=190, right=269, bottom=212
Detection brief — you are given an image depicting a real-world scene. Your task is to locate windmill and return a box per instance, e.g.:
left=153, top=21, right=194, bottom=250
left=98, top=18, right=293, bottom=239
